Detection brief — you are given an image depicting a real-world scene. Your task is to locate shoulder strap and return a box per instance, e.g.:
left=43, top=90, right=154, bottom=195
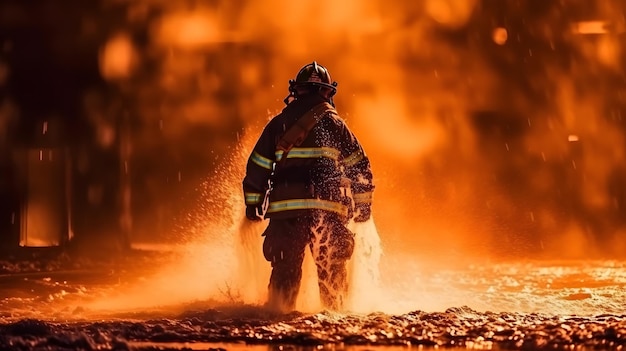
left=276, top=102, right=335, bottom=163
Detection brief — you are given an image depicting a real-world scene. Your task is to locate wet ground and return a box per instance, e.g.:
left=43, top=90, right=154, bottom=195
left=4, top=305, right=626, bottom=350
left=1, top=247, right=626, bottom=350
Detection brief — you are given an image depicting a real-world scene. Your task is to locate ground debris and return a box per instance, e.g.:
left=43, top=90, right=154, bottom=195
left=0, top=306, right=625, bottom=350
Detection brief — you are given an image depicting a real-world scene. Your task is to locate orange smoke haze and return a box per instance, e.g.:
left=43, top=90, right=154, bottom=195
left=97, top=1, right=626, bottom=259
left=80, top=0, right=626, bottom=316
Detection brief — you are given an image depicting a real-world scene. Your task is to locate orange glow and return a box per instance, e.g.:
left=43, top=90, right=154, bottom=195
left=573, top=21, right=610, bottom=34
left=21, top=149, right=66, bottom=247
left=492, top=27, right=508, bottom=45
left=424, top=0, right=478, bottom=28
left=152, top=11, right=223, bottom=48
left=99, top=33, right=137, bottom=80
left=86, top=0, right=626, bottom=315
left=353, top=95, right=445, bottom=159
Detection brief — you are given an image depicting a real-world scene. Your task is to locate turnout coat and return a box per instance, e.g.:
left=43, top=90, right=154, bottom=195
left=243, top=94, right=374, bottom=220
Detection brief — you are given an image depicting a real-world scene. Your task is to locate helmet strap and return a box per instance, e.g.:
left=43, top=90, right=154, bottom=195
left=284, top=86, right=337, bottom=106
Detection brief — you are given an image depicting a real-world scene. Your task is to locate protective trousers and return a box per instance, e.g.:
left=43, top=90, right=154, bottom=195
left=262, top=210, right=355, bottom=312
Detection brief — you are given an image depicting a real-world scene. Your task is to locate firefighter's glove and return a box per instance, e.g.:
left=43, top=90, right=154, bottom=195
left=353, top=203, right=371, bottom=222
left=246, top=205, right=263, bottom=221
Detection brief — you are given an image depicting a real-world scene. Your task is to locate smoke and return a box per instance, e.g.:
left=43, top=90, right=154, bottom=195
left=96, top=0, right=479, bottom=255
left=95, top=0, right=626, bottom=264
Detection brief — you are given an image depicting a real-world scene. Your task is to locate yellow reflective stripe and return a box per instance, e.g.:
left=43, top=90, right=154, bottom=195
left=245, top=192, right=263, bottom=205
left=275, top=147, right=340, bottom=161
left=267, top=199, right=347, bottom=216
left=353, top=191, right=372, bottom=204
left=275, top=150, right=284, bottom=162
left=342, top=150, right=364, bottom=167
left=288, top=147, right=340, bottom=159
left=251, top=151, right=273, bottom=170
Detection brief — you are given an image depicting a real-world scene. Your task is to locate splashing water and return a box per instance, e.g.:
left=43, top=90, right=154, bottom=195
left=346, top=219, right=384, bottom=313
left=85, top=124, right=386, bottom=315
left=233, top=210, right=386, bottom=314
left=235, top=218, right=270, bottom=304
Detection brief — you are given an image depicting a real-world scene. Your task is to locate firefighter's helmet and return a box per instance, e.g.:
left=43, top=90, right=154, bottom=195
left=285, top=61, right=338, bottom=104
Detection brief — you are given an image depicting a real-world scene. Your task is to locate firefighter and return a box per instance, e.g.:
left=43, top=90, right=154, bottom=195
left=242, top=61, right=374, bottom=312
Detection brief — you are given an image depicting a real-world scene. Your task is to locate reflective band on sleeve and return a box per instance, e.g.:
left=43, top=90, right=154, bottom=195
left=245, top=192, right=263, bottom=205
left=267, top=199, right=347, bottom=216
left=275, top=150, right=284, bottom=162
left=275, top=147, right=340, bottom=162
left=251, top=151, right=273, bottom=170
left=342, top=150, right=364, bottom=167
left=353, top=191, right=372, bottom=204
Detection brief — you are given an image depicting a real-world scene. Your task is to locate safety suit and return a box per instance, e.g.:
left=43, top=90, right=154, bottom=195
left=243, top=91, right=374, bottom=312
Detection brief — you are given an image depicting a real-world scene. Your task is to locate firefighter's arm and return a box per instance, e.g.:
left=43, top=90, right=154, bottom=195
left=347, top=157, right=374, bottom=222
left=242, top=124, right=276, bottom=220
left=340, top=127, right=374, bottom=222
